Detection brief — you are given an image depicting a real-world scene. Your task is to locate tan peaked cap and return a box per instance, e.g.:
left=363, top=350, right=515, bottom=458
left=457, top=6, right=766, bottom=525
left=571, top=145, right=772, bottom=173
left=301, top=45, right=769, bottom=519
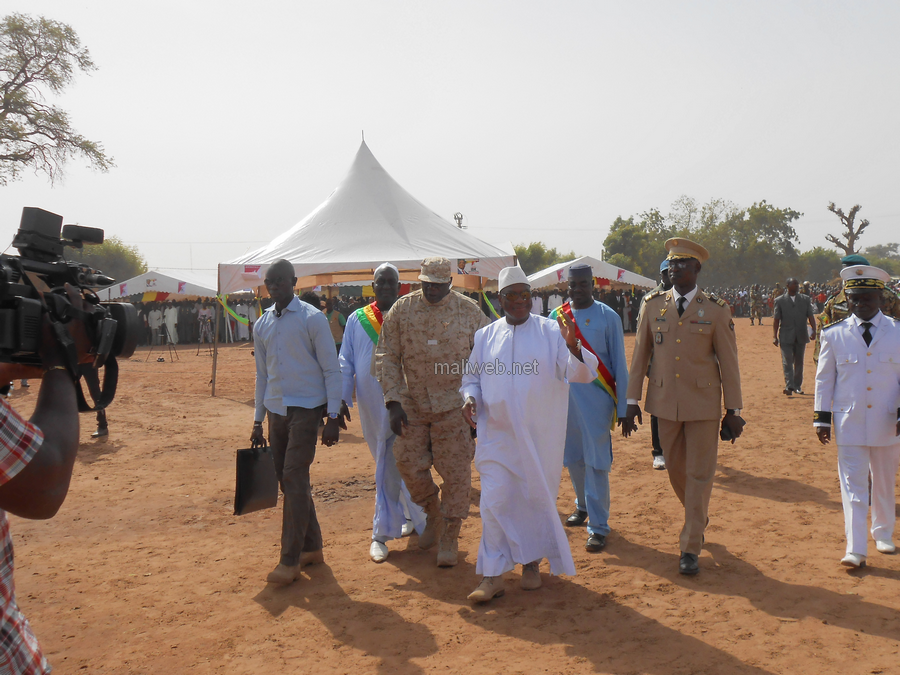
left=665, top=237, right=710, bottom=263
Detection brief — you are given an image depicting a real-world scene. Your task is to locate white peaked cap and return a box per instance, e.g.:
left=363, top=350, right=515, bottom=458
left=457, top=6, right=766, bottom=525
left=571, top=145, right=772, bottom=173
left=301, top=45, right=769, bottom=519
left=498, top=266, right=530, bottom=292
left=839, top=264, right=890, bottom=284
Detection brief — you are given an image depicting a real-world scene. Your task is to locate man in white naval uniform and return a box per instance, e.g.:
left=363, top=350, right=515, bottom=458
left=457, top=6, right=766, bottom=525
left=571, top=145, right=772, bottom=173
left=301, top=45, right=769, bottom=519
left=814, top=264, right=900, bottom=568
left=461, top=266, right=600, bottom=603
left=339, top=264, right=425, bottom=563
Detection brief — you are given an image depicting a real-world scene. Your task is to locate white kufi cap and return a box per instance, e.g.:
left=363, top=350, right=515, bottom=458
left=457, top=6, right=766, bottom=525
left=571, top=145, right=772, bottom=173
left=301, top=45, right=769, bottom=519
left=498, top=266, right=530, bottom=292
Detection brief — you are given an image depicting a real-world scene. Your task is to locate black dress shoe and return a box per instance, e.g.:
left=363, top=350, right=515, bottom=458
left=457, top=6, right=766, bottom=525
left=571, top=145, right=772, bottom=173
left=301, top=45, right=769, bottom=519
left=585, top=533, right=607, bottom=552
left=565, top=510, right=588, bottom=526
left=782, top=388, right=793, bottom=396
left=679, top=552, right=699, bottom=575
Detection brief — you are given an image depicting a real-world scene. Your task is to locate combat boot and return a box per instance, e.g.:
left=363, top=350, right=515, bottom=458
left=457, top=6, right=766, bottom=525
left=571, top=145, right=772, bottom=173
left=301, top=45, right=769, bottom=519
left=417, top=501, right=443, bottom=550
left=436, top=517, right=462, bottom=567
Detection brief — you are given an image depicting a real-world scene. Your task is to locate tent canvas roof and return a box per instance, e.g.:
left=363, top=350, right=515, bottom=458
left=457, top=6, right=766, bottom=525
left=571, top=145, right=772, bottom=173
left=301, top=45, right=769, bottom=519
left=98, top=268, right=218, bottom=300
left=527, top=256, right=656, bottom=290
left=218, top=141, right=516, bottom=294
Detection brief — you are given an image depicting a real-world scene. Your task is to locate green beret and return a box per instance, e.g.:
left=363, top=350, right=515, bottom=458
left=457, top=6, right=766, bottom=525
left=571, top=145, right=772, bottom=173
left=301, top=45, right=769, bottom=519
left=840, top=254, right=869, bottom=266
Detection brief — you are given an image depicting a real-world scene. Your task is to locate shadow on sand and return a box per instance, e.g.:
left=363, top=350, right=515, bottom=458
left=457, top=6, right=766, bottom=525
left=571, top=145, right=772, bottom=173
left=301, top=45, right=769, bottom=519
left=606, top=536, right=900, bottom=642
left=253, top=563, right=438, bottom=674
left=715, top=464, right=841, bottom=510
left=386, top=541, right=777, bottom=674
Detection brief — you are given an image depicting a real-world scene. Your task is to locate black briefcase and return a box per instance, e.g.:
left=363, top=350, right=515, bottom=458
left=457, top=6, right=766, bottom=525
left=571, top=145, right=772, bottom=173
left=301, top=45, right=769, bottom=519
left=233, top=439, right=279, bottom=515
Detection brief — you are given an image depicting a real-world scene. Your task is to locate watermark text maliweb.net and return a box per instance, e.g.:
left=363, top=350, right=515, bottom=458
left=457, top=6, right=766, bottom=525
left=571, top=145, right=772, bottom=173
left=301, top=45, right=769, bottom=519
left=434, top=359, right=540, bottom=376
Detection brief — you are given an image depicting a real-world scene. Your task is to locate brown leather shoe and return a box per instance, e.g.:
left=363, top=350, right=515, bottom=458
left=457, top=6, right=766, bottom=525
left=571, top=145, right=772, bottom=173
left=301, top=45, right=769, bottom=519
left=266, top=563, right=301, bottom=585
left=299, top=550, right=324, bottom=567
left=468, top=576, right=505, bottom=603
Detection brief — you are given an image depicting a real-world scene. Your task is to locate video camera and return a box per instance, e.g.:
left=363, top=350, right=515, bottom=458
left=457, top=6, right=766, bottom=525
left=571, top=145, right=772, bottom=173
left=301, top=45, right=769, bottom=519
left=0, top=207, right=140, bottom=410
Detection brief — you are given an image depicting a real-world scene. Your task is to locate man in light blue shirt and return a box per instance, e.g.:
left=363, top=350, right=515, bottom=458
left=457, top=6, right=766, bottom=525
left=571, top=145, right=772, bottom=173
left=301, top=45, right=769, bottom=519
left=251, top=259, right=342, bottom=585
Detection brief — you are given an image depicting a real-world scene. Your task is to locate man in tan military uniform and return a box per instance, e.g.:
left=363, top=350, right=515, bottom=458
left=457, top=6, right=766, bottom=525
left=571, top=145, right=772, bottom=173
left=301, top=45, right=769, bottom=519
left=375, top=257, right=489, bottom=568
left=814, top=254, right=900, bottom=363
left=622, top=238, right=744, bottom=576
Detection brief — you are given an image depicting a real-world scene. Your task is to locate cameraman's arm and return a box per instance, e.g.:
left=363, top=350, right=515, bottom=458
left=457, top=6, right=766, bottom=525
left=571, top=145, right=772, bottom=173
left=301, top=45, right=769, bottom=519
left=0, top=367, right=79, bottom=519
left=0, top=286, right=86, bottom=519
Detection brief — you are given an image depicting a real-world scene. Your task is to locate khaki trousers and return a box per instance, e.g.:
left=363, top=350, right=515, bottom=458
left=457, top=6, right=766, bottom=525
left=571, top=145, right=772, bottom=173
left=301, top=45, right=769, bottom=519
left=657, top=418, right=720, bottom=555
left=393, top=408, right=475, bottom=520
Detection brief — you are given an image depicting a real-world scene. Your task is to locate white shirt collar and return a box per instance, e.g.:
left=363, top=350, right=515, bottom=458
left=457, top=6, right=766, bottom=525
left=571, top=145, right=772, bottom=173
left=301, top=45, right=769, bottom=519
left=672, top=286, right=699, bottom=306
left=851, top=310, right=883, bottom=328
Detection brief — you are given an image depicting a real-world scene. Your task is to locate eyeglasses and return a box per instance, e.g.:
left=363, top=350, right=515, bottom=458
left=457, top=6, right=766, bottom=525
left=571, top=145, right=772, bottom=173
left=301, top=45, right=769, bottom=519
left=501, top=290, right=532, bottom=302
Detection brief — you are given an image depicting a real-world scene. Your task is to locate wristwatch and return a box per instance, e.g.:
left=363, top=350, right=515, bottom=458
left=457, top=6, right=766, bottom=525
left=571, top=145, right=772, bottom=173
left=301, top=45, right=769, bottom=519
left=727, top=409, right=742, bottom=416
left=328, top=413, right=339, bottom=420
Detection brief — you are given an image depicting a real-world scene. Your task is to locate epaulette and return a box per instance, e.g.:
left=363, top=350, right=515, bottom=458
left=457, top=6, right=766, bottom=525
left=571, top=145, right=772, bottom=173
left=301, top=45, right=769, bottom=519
left=822, top=317, right=848, bottom=330
left=642, top=289, right=663, bottom=303
left=706, top=293, right=727, bottom=307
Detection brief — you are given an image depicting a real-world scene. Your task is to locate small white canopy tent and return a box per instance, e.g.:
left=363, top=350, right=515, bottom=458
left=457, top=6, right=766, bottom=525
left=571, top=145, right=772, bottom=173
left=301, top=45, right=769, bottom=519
left=98, top=268, right=218, bottom=300
left=527, top=256, right=656, bottom=290
left=218, top=140, right=516, bottom=294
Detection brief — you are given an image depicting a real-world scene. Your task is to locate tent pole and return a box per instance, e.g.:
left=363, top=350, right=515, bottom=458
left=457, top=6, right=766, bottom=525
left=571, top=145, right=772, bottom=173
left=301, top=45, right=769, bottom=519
left=211, top=302, right=221, bottom=396
left=211, top=268, right=221, bottom=397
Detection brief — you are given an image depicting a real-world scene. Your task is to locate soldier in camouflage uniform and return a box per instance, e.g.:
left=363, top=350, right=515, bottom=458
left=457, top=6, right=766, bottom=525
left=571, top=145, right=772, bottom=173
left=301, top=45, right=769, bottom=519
left=750, top=284, right=764, bottom=325
left=813, top=254, right=900, bottom=363
left=375, top=257, right=489, bottom=568
left=772, top=282, right=783, bottom=302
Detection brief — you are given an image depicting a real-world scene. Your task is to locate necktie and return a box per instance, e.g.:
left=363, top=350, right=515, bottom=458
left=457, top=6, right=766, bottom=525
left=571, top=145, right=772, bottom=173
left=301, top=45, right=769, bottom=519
left=677, top=297, right=686, bottom=317
left=861, top=321, right=873, bottom=346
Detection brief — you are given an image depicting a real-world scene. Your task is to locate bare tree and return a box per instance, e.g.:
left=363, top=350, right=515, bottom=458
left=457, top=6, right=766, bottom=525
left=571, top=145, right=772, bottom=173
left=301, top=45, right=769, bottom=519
left=0, top=13, right=113, bottom=185
left=825, top=202, right=870, bottom=256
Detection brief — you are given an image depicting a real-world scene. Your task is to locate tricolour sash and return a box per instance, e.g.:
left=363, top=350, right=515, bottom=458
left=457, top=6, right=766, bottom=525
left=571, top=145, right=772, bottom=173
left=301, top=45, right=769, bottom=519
left=551, top=301, right=618, bottom=428
left=356, top=302, right=383, bottom=345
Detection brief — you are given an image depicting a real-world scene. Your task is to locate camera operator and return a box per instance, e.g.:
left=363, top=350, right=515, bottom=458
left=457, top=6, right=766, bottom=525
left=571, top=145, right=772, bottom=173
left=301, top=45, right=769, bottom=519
left=0, top=285, right=87, bottom=673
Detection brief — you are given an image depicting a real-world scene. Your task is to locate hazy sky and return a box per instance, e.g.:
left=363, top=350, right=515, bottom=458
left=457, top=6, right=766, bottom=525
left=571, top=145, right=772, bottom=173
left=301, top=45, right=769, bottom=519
left=2, top=1, right=898, bottom=280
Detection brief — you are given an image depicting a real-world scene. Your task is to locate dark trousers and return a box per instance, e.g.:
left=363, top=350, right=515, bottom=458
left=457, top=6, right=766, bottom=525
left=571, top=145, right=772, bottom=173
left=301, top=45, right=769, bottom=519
left=651, top=415, right=663, bottom=458
left=268, top=406, right=324, bottom=566
left=779, top=340, right=807, bottom=391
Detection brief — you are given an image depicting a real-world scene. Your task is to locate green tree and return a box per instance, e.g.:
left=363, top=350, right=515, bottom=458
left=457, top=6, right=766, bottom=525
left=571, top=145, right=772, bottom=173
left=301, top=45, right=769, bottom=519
left=798, top=247, right=841, bottom=284
left=689, top=201, right=802, bottom=286
left=601, top=215, right=667, bottom=276
left=513, top=241, right=576, bottom=276
left=603, top=197, right=803, bottom=286
left=65, top=236, right=147, bottom=284
left=863, top=243, right=900, bottom=260
left=0, top=12, right=113, bottom=185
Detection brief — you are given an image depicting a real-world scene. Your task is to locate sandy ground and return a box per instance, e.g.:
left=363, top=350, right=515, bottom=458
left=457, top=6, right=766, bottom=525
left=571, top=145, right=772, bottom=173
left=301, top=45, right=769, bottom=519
left=7, top=318, right=900, bottom=674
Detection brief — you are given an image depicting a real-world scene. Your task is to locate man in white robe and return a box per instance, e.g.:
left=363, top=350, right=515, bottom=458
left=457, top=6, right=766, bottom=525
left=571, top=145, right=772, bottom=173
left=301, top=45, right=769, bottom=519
left=163, top=303, right=179, bottom=344
left=461, top=266, right=600, bottom=603
left=339, top=264, right=426, bottom=562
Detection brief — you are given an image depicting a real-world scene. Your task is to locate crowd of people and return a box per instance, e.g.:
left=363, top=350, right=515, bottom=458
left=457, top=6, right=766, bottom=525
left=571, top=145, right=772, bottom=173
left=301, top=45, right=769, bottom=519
left=249, top=245, right=900, bottom=606
left=2, top=244, right=899, bottom=670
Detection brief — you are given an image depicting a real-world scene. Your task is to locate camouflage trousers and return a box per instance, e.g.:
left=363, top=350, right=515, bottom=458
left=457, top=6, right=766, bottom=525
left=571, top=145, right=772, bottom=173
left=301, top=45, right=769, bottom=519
left=393, top=408, right=475, bottom=520
left=750, top=304, right=763, bottom=322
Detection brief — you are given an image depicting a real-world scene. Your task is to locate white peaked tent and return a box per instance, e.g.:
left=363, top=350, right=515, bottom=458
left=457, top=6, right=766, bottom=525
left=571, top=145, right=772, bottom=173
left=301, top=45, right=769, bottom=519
left=528, top=256, right=656, bottom=290
left=218, top=140, right=516, bottom=293
left=98, top=269, right=218, bottom=300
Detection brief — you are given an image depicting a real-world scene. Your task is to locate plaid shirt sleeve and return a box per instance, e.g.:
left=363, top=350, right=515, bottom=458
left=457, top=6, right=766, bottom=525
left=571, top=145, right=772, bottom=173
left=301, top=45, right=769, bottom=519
left=0, top=398, right=50, bottom=674
left=0, top=397, right=43, bottom=486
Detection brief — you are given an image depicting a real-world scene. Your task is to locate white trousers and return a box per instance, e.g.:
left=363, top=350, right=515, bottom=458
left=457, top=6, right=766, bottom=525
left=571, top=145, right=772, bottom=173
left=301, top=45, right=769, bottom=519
left=837, top=443, right=900, bottom=556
